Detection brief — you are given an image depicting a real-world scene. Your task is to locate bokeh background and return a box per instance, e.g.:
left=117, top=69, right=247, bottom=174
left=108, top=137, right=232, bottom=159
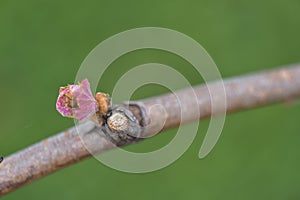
left=1, top=0, right=300, bottom=199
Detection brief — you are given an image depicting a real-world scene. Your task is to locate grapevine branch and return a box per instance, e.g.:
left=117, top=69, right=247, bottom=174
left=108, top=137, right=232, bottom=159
left=1, top=64, right=300, bottom=196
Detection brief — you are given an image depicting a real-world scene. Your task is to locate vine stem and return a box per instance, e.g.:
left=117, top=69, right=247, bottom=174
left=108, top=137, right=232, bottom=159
left=1, top=64, right=300, bottom=196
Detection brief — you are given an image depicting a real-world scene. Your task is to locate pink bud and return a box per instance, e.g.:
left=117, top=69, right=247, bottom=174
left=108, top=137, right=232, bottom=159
left=56, top=79, right=98, bottom=121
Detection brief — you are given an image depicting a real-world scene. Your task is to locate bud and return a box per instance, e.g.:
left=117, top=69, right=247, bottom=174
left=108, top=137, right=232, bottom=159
left=56, top=79, right=98, bottom=121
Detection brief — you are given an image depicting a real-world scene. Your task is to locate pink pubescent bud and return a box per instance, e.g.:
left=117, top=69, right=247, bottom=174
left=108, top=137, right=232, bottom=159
left=56, top=79, right=98, bottom=121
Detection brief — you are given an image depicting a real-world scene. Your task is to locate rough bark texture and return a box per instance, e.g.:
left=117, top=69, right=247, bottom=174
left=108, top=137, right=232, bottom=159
left=1, top=64, right=300, bottom=196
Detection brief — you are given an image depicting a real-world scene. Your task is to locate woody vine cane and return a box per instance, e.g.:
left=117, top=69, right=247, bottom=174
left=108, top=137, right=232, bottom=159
left=1, top=64, right=300, bottom=196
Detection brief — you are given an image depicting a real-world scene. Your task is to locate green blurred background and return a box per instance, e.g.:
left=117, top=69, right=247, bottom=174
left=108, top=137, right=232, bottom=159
left=1, top=0, right=300, bottom=199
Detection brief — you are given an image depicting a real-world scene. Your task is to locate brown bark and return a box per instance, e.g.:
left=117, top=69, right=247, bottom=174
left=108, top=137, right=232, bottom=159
left=1, top=64, right=300, bottom=196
